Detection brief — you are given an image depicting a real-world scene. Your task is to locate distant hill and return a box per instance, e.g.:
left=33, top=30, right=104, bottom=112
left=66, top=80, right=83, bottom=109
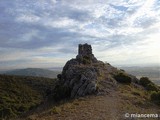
left=2, top=68, right=61, bottom=78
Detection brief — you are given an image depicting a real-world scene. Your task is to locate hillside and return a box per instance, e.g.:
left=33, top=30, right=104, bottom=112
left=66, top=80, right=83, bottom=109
left=2, top=68, right=60, bottom=78
left=0, top=74, right=56, bottom=119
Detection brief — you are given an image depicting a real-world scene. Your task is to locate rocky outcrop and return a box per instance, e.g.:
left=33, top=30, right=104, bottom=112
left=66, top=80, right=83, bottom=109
left=54, top=44, right=100, bottom=99
left=53, top=43, right=138, bottom=100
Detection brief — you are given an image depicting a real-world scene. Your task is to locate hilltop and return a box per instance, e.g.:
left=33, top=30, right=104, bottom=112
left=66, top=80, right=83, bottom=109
left=53, top=43, right=139, bottom=99
left=0, top=44, right=160, bottom=120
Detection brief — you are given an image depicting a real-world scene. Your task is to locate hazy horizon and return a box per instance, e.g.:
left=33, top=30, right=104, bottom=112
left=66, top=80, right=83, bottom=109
left=0, top=0, right=159, bottom=70
left=0, top=63, right=159, bottom=72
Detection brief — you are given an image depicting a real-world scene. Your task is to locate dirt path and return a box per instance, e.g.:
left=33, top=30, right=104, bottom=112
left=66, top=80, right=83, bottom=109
left=31, top=90, right=123, bottom=120
left=26, top=84, right=160, bottom=120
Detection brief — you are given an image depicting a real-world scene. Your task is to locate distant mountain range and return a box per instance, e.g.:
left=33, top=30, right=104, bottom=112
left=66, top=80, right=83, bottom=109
left=1, top=68, right=61, bottom=78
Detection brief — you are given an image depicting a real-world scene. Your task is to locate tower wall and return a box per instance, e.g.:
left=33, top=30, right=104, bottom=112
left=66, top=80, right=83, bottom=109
left=78, top=43, right=92, bottom=56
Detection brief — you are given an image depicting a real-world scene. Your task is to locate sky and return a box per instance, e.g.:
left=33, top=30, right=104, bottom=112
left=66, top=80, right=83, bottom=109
left=0, top=0, right=160, bottom=70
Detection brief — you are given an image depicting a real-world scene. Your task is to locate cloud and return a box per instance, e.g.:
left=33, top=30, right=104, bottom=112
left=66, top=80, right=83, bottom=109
left=110, top=4, right=128, bottom=11
left=0, top=0, right=159, bottom=70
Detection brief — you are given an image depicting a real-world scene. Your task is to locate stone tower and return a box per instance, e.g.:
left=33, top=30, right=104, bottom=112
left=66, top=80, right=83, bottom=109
left=78, top=43, right=92, bottom=56
left=76, top=43, right=97, bottom=63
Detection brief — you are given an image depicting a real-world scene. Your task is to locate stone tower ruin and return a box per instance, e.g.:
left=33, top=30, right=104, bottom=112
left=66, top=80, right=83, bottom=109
left=78, top=43, right=92, bottom=56
left=76, top=43, right=97, bottom=63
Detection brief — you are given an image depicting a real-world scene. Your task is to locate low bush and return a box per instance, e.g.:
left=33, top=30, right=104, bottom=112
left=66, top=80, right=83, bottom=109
left=139, top=77, right=151, bottom=87
left=57, top=74, right=62, bottom=80
left=140, top=77, right=159, bottom=91
left=114, top=73, right=131, bottom=84
left=82, top=55, right=91, bottom=64
left=52, top=106, right=61, bottom=114
left=53, top=83, right=71, bottom=101
left=146, top=83, right=159, bottom=92
left=0, top=108, right=16, bottom=119
left=150, top=91, right=160, bottom=105
left=120, top=69, right=125, bottom=72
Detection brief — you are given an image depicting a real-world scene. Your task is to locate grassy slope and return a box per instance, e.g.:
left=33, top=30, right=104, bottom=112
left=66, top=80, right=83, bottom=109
left=0, top=74, right=56, bottom=119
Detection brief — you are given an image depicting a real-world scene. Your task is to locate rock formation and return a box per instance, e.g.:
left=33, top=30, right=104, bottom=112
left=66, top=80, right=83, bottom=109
left=54, top=44, right=98, bottom=99
left=53, top=43, right=138, bottom=100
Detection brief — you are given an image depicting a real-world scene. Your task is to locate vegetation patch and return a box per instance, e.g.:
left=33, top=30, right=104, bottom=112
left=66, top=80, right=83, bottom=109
left=114, top=73, right=131, bottom=84
left=51, top=106, right=61, bottom=114
left=0, top=74, right=56, bottom=119
left=139, top=77, right=160, bottom=105
left=150, top=91, right=160, bottom=105
left=139, top=77, right=159, bottom=91
left=82, top=56, right=91, bottom=64
left=53, top=83, right=71, bottom=101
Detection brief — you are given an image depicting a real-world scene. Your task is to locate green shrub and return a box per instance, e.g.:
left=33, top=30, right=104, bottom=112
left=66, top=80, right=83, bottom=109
left=114, top=73, right=131, bottom=84
left=0, top=108, right=16, bottom=119
left=82, top=56, right=91, bottom=64
left=140, top=77, right=159, bottom=91
left=150, top=91, right=160, bottom=105
left=146, top=83, right=159, bottom=92
left=53, top=83, right=71, bottom=101
left=51, top=106, right=61, bottom=114
left=120, top=69, right=125, bottom=72
left=132, top=91, right=140, bottom=96
left=139, top=77, right=151, bottom=87
left=105, top=62, right=110, bottom=65
left=57, top=74, right=62, bottom=80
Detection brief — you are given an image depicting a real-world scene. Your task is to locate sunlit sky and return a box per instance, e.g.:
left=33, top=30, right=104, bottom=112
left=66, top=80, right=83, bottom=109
left=0, top=0, right=160, bottom=70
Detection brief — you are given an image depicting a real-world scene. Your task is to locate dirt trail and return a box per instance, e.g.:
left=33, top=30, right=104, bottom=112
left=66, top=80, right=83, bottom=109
left=31, top=90, right=123, bottom=120
left=25, top=72, right=124, bottom=120
left=26, top=84, right=160, bottom=120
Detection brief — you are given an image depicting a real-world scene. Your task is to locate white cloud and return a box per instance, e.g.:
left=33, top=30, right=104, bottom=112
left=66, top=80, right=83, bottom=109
left=16, top=14, right=40, bottom=23
left=44, top=17, right=78, bottom=28
left=94, top=32, right=160, bottom=66
left=126, top=0, right=158, bottom=26
left=20, top=30, right=39, bottom=41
